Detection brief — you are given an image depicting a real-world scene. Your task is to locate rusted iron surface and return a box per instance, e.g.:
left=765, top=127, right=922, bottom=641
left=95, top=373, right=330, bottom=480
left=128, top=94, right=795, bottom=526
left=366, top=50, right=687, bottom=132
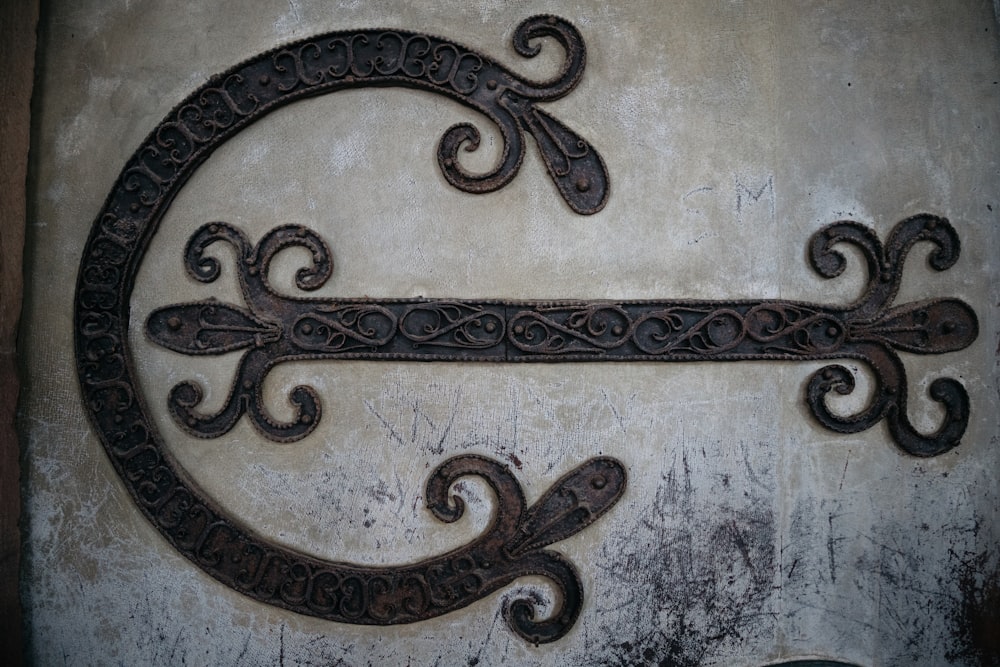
left=140, top=453, right=623, bottom=644
left=75, top=16, right=621, bottom=643
left=107, top=15, right=607, bottom=217
left=73, top=14, right=979, bottom=647
left=147, top=215, right=977, bottom=456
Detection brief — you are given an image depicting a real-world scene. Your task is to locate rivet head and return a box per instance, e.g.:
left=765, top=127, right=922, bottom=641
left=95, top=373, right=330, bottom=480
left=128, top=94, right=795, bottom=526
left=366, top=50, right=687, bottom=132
left=513, top=325, right=525, bottom=335
left=259, top=75, right=270, bottom=85
left=575, top=177, right=590, bottom=192
left=301, top=323, right=313, bottom=335
left=486, top=79, right=497, bottom=90
left=591, top=474, right=607, bottom=490
left=301, top=414, right=312, bottom=424
left=484, top=322, right=496, bottom=333
left=612, top=325, right=624, bottom=336
left=167, top=316, right=182, bottom=330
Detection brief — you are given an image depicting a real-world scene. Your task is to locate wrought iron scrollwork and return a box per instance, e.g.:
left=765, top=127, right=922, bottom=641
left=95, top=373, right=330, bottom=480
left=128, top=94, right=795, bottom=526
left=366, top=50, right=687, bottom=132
left=76, top=16, right=622, bottom=643
left=148, top=214, right=977, bottom=457
left=74, top=14, right=979, bottom=646
left=120, top=15, right=608, bottom=217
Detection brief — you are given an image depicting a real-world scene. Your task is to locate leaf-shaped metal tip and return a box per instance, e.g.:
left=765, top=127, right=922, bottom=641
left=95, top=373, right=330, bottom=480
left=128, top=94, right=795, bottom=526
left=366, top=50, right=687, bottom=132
left=858, top=298, right=978, bottom=355
left=527, top=108, right=609, bottom=215
left=146, top=301, right=280, bottom=355
left=505, top=457, right=626, bottom=557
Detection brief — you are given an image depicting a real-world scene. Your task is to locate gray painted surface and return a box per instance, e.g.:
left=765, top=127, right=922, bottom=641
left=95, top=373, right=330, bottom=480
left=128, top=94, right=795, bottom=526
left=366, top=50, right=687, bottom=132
left=20, top=1, right=1000, bottom=665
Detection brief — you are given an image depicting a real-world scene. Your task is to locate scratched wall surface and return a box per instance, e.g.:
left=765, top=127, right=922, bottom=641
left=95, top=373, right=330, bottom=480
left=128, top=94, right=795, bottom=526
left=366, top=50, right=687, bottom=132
left=19, top=1, right=1000, bottom=665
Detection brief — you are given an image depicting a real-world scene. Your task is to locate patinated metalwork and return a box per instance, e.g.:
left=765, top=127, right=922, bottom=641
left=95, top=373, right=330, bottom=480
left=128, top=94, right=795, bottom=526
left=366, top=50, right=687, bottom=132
left=75, top=16, right=622, bottom=643
left=108, top=15, right=608, bottom=216
left=143, top=452, right=623, bottom=644
left=73, top=14, right=978, bottom=645
left=147, top=214, right=977, bottom=457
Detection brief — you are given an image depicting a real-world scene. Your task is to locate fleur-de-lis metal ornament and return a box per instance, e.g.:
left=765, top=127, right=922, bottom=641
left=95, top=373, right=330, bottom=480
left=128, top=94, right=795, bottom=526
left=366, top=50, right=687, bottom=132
left=147, top=214, right=976, bottom=457
left=76, top=15, right=977, bottom=644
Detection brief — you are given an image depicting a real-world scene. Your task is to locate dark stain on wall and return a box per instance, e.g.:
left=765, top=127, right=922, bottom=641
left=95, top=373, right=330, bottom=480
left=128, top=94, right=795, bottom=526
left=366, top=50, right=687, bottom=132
left=572, top=440, right=777, bottom=666
left=948, top=550, right=1000, bottom=667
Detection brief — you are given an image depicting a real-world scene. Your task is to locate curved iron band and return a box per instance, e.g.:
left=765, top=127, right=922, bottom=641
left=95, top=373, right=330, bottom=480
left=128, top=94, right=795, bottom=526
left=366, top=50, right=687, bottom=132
left=147, top=215, right=978, bottom=457
left=112, top=449, right=624, bottom=644
left=112, top=16, right=608, bottom=218
left=75, top=16, right=616, bottom=644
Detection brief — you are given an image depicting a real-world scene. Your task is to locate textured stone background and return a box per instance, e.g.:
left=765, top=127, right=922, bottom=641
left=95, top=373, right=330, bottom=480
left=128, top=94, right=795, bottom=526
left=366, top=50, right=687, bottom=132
left=19, top=1, right=1000, bottom=665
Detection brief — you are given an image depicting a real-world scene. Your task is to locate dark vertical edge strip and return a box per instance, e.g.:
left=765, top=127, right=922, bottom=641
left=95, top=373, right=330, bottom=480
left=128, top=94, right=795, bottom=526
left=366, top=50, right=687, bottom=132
left=0, top=0, right=40, bottom=664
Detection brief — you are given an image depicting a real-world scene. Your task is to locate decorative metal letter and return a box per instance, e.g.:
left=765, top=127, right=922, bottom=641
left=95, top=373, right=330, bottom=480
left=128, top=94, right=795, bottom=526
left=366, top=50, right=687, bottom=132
left=75, top=15, right=977, bottom=644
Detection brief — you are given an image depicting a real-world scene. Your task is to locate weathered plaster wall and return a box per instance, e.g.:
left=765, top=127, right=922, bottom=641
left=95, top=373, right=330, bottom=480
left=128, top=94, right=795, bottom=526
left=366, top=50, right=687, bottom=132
left=20, top=1, right=1000, bottom=665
